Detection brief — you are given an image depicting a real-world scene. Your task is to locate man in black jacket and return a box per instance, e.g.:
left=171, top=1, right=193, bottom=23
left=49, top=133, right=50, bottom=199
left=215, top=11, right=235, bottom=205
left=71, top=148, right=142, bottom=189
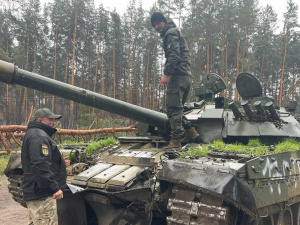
left=22, top=108, right=68, bottom=225
left=151, top=12, right=199, bottom=151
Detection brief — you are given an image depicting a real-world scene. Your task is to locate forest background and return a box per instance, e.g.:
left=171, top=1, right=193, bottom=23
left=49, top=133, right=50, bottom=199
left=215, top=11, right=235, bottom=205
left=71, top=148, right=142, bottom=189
left=0, top=0, right=299, bottom=129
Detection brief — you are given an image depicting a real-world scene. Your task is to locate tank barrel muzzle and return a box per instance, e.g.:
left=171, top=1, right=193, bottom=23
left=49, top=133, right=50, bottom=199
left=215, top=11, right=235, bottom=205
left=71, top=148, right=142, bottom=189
left=0, top=60, right=15, bottom=84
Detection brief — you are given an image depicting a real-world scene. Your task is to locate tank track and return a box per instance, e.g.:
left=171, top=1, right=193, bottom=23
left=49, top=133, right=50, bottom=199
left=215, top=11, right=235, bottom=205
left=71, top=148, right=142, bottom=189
left=166, top=185, right=233, bottom=225
left=7, top=174, right=26, bottom=208
left=166, top=184, right=300, bottom=225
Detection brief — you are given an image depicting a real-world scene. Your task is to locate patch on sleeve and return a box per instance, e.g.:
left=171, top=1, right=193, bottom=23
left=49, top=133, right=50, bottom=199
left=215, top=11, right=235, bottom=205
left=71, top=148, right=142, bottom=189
left=168, top=41, right=173, bottom=49
left=41, top=144, right=49, bottom=156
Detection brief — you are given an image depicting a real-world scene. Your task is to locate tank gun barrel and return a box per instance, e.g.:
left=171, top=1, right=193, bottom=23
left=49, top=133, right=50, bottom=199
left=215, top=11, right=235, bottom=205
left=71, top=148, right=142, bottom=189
left=0, top=60, right=169, bottom=130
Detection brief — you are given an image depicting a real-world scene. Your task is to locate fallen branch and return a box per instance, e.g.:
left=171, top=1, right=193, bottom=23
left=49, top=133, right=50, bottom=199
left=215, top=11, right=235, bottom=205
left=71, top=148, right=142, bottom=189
left=0, top=125, right=137, bottom=154
left=0, top=132, right=10, bottom=154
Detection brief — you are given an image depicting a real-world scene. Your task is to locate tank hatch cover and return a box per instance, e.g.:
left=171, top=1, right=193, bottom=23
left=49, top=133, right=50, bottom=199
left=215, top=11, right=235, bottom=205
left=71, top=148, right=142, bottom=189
left=200, top=73, right=227, bottom=95
left=236, top=73, right=262, bottom=99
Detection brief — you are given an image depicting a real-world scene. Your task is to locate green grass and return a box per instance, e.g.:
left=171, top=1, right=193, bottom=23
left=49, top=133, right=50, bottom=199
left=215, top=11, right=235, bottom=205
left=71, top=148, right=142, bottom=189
left=58, top=140, right=85, bottom=147
left=86, top=137, right=117, bottom=155
left=213, top=140, right=226, bottom=149
left=248, top=139, right=262, bottom=147
left=0, top=155, right=10, bottom=175
left=181, top=139, right=273, bottom=158
left=274, top=139, right=300, bottom=153
left=181, top=145, right=210, bottom=157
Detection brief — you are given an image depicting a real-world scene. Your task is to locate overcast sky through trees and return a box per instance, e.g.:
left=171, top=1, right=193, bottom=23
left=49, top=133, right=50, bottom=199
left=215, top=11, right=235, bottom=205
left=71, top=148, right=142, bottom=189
left=40, top=0, right=299, bottom=25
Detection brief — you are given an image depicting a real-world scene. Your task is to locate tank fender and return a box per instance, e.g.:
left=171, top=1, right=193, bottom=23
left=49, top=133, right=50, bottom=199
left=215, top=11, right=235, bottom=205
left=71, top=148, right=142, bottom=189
left=157, top=159, right=257, bottom=216
left=4, top=153, right=22, bottom=176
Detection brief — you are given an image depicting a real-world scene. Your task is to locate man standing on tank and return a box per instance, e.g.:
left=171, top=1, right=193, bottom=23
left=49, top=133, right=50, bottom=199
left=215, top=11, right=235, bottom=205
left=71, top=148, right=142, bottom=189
left=21, top=108, right=69, bottom=225
left=151, top=12, right=199, bottom=151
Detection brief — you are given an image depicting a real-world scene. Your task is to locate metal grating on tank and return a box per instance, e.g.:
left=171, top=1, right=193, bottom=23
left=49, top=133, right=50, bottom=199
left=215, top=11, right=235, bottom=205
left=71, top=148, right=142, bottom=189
left=102, top=149, right=163, bottom=166
left=71, top=150, right=161, bottom=189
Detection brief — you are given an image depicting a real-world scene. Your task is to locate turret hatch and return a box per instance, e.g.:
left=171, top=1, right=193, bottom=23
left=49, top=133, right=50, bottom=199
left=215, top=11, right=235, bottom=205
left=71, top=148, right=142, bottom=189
left=236, top=73, right=262, bottom=100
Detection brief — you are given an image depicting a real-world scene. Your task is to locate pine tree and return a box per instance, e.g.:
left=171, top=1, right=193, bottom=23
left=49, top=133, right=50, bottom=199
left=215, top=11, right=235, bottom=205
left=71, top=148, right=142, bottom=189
left=278, top=0, right=299, bottom=106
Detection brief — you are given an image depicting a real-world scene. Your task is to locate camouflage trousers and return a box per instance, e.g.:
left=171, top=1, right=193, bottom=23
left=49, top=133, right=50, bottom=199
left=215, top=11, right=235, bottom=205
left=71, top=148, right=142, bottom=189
left=166, top=75, right=192, bottom=139
left=26, top=196, right=58, bottom=225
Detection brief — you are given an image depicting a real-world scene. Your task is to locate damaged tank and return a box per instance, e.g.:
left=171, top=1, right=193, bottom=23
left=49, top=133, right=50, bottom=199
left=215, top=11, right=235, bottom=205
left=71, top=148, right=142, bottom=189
left=1, top=59, right=300, bottom=225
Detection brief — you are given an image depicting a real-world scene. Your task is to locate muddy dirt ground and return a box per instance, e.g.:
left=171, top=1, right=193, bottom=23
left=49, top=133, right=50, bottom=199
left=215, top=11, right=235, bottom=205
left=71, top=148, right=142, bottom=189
left=0, top=175, right=28, bottom=225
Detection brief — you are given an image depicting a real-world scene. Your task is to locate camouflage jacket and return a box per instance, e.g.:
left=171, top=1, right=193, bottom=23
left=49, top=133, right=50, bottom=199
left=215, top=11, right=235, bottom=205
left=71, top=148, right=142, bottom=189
left=160, top=21, right=191, bottom=77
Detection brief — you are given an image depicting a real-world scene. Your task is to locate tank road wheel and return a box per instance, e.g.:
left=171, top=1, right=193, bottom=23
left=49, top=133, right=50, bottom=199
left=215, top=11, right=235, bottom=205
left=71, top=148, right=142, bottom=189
left=7, top=173, right=26, bottom=207
left=292, top=203, right=300, bottom=225
left=275, top=206, right=293, bottom=225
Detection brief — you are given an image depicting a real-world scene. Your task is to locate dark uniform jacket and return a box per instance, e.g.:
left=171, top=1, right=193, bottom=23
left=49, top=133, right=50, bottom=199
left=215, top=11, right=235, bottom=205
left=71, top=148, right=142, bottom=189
left=21, top=121, right=66, bottom=201
left=160, top=21, right=191, bottom=77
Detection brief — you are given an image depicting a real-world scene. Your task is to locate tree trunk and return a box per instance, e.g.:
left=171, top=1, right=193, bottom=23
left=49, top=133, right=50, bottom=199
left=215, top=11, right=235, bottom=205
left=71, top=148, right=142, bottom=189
left=52, top=29, right=58, bottom=111
left=113, top=29, right=116, bottom=98
left=224, top=33, right=228, bottom=97
left=5, top=34, right=9, bottom=124
left=145, top=43, right=150, bottom=108
left=152, top=36, right=158, bottom=110
left=23, top=31, right=30, bottom=122
left=70, top=2, right=78, bottom=128
left=235, top=37, right=240, bottom=101
left=206, top=43, right=210, bottom=74
left=132, top=42, right=138, bottom=105
left=126, top=33, right=132, bottom=104
left=33, top=41, right=37, bottom=109
left=278, top=31, right=288, bottom=107
left=100, top=43, right=105, bottom=95
left=92, top=43, right=100, bottom=116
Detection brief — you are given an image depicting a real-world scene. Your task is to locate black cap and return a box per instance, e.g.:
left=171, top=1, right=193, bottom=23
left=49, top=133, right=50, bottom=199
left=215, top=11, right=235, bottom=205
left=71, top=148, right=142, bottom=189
left=33, top=108, right=62, bottom=120
left=151, top=12, right=167, bottom=26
